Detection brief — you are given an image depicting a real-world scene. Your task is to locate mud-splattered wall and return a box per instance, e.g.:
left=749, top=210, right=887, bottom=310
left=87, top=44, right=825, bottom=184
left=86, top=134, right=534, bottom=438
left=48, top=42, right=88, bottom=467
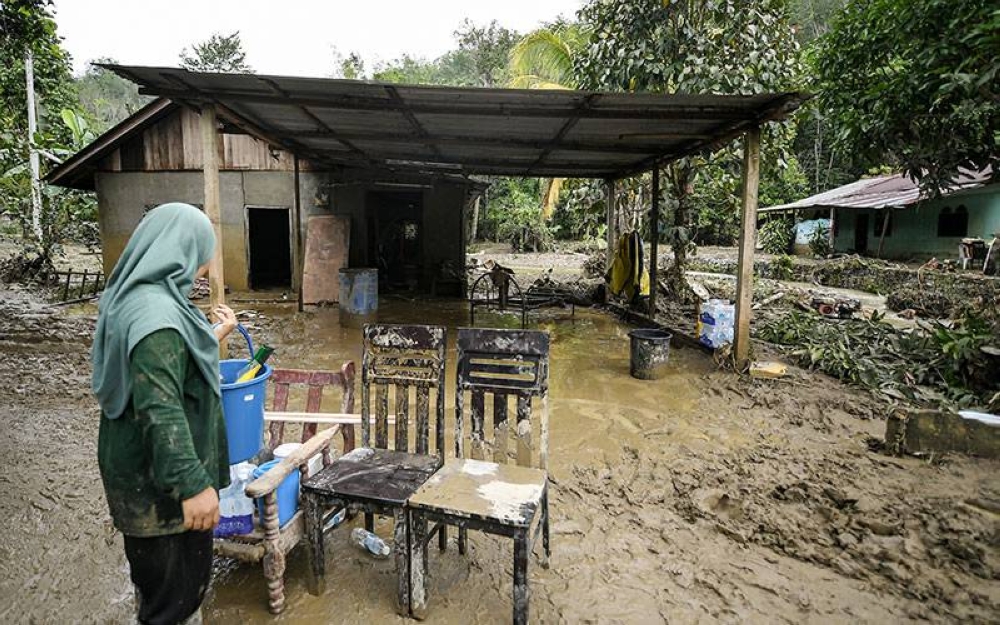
left=94, top=170, right=330, bottom=291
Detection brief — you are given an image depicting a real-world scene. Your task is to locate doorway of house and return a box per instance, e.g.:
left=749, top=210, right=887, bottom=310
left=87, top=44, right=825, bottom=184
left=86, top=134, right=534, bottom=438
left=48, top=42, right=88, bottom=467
left=247, top=206, right=292, bottom=289
left=367, top=191, right=424, bottom=292
left=854, top=213, right=869, bottom=254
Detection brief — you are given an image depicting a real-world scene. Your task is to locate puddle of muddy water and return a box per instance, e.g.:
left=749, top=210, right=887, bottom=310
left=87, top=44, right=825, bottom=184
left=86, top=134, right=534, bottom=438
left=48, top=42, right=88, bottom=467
left=205, top=299, right=739, bottom=624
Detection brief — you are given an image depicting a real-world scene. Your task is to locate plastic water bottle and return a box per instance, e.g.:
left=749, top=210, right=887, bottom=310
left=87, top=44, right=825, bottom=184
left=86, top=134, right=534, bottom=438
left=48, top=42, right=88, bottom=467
left=351, top=527, right=391, bottom=558
left=215, top=462, right=256, bottom=537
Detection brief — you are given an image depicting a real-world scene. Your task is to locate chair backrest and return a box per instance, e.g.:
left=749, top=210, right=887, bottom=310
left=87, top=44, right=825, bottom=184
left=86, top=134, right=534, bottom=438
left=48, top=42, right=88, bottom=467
left=455, top=328, right=550, bottom=470
left=268, top=363, right=356, bottom=451
left=361, top=324, right=447, bottom=456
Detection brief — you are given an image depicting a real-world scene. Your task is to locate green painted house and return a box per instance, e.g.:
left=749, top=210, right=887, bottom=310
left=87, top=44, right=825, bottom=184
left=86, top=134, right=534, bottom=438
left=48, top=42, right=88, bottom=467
left=763, top=169, right=1000, bottom=261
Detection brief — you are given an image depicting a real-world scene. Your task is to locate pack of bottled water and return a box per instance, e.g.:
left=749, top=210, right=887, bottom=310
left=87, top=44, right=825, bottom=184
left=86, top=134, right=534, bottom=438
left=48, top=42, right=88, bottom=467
left=699, top=299, right=735, bottom=349
left=214, top=462, right=257, bottom=537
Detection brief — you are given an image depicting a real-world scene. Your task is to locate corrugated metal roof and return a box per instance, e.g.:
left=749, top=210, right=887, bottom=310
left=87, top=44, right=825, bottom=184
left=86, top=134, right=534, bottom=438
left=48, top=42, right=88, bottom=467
left=91, top=65, right=806, bottom=179
left=762, top=168, right=995, bottom=212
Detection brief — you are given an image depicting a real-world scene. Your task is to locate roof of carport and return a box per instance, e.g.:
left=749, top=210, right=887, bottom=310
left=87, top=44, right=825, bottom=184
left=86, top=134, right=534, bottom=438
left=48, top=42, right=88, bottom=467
left=103, top=64, right=807, bottom=179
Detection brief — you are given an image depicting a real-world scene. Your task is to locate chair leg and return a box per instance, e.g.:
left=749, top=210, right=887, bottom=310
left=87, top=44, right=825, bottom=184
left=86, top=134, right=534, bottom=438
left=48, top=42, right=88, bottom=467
left=409, top=511, right=429, bottom=620
left=261, top=492, right=287, bottom=614
left=513, top=534, right=529, bottom=625
left=542, top=488, right=551, bottom=568
left=393, top=509, right=410, bottom=617
left=458, top=527, right=468, bottom=555
left=365, top=512, right=375, bottom=533
left=303, top=493, right=326, bottom=596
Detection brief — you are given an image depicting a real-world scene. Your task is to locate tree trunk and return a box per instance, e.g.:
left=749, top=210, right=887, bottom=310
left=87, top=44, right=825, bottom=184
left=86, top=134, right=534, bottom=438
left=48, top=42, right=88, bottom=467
left=470, top=195, right=481, bottom=242
left=25, top=50, right=43, bottom=246
left=664, top=161, right=695, bottom=302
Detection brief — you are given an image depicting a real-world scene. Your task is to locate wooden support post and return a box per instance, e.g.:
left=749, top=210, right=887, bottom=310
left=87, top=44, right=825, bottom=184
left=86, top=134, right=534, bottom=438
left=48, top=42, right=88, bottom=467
left=876, top=208, right=891, bottom=259
left=829, top=207, right=836, bottom=250
left=293, top=155, right=305, bottom=312
left=605, top=178, right=616, bottom=271
left=200, top=104, right=225, bottom=311
left=649, top=168, right=660, bottom=315
left=733, top=127, right=761, bottom=371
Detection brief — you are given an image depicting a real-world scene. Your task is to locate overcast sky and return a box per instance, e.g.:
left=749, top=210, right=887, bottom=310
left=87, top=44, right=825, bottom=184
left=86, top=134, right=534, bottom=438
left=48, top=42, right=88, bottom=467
left=53, top=0, right=584, bottom=77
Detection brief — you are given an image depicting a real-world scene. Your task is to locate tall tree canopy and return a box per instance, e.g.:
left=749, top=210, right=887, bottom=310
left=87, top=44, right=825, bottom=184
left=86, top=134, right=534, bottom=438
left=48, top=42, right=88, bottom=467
left=813, top=0, right=999, bottom=193
left=75, top=58, right=151, bottom=133
left=180, top=31, right=253, bottom=73
left=574, top=0, right=805, bottom=296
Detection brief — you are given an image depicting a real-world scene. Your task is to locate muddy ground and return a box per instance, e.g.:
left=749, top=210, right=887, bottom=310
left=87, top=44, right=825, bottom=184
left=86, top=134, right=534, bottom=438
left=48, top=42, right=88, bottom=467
left=1, top=266, right=998, bottom=623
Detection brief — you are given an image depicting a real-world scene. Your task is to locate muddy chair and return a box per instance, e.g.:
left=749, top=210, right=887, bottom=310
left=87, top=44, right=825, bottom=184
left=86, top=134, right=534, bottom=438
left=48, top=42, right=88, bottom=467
left=213, top=364, right=356, bottom=614
left=301, top=324, right=447, bottom=616
left=407, top=328, right=551, bottom=625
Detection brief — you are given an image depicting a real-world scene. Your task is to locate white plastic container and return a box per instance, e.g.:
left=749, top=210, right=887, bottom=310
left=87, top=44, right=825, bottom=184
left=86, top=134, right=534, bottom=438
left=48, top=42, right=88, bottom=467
left=215, top=462, right=256, bottom=537
left=273, top=442, right=323, bottom=477
left=699, top=299, right=735, bottom=349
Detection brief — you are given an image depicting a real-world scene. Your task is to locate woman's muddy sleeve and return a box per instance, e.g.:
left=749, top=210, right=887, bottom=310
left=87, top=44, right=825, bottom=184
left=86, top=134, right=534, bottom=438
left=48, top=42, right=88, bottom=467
left=129, top=329, right=213, bottom=501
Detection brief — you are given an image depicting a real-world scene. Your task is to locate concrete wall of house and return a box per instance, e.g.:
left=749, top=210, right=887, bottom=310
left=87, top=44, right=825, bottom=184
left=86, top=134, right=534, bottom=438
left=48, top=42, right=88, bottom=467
left=833, top=186, right=1000, bottom=259
left=96, top=171, right=465, bottom=292
left=94, top=170, right=331, bottom=290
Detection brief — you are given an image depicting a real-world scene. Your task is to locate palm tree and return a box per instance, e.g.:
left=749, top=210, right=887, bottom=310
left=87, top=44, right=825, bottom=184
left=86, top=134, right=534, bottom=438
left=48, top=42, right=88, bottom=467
left=507, top=23, right=588, bottom=220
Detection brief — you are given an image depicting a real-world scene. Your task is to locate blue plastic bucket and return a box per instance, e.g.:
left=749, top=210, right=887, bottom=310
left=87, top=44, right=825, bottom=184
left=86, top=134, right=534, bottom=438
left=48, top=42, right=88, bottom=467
left=219, top=324, right=272, bottom=464
left=252, top=459, right=299, bottom=528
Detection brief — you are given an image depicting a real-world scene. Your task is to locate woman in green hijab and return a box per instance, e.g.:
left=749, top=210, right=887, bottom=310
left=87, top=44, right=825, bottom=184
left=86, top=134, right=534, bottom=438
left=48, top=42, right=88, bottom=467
left=92, top=202, right=237, bottom=625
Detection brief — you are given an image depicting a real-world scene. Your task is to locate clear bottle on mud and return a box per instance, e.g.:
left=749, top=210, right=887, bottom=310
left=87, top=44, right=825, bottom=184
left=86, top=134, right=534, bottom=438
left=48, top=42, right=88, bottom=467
left=351, top=527, right=390, bottom=558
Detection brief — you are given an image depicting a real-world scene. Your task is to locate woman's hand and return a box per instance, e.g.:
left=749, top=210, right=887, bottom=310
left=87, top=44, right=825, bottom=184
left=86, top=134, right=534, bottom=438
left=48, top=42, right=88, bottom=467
left=182, top=487, right=220, bottom=531
left=211, top=305, right=237, bottom=341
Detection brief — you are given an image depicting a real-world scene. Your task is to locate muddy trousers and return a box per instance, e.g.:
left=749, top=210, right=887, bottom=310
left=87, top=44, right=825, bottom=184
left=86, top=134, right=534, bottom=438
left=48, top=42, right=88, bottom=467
left=124, top=530, right=213, bottom=625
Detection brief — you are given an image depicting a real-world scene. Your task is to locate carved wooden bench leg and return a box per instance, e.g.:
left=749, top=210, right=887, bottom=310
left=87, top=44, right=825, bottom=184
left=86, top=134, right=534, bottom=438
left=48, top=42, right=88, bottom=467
left=262, top=492, right=286, bottom=614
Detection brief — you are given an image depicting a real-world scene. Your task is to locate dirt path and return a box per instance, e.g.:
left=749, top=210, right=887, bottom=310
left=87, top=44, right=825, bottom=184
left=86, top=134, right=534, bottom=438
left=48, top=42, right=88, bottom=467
left=0, top=286, right=997, bottom=623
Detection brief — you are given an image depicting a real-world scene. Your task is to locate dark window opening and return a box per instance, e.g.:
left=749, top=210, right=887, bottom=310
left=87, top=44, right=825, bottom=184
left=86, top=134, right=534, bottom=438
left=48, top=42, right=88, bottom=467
left=874, top=212, right=892, bottom=237
left=247, top=207, right=292, bottom=289
left=937, top=205, right=968, bottom=237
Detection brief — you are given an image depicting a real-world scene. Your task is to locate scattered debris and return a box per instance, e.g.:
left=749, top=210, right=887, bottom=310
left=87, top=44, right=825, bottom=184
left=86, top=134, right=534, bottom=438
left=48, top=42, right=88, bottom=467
left=750, top=361, right=788, bottom=379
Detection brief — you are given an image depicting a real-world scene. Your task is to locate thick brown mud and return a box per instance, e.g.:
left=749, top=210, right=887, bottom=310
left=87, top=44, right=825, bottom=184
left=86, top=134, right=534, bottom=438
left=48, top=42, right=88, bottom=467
left=0, top=287, right=997, bottom=624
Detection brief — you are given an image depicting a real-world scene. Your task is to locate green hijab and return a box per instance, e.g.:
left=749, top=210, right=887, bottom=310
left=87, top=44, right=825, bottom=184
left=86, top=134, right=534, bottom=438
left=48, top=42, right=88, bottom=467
left=92, top=202, right=220, bottom=419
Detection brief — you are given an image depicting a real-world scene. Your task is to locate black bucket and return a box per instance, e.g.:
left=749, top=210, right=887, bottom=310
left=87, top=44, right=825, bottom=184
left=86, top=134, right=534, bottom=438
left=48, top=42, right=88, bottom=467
left=628, top=329, right=673, bottom=380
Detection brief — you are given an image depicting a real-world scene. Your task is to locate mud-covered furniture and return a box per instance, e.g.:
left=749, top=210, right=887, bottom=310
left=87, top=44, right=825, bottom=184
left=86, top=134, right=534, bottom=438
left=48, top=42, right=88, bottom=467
left=302, top=324, right=447, bottom=616
left=214, top=364, right=356, bottom=614
left=408, top=328, right=551, bottom=624
left=469, top=268, right=574, bottom=329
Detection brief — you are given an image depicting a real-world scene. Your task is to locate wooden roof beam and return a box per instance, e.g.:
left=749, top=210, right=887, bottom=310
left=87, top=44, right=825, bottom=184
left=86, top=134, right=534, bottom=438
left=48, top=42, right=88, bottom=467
left=527, top=93, right=598, bottom=176
left=260, top=77, right=369, bottom=159
left=384, top=85, right=444, bottom=160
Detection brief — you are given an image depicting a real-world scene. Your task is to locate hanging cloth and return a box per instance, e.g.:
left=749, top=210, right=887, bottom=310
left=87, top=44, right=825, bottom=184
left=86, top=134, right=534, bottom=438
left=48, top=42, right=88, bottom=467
left=605, top=231, right=650, bottom=304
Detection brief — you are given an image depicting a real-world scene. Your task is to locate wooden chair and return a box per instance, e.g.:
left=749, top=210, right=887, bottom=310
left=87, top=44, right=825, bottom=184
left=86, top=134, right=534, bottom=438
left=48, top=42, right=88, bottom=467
left=407, top=328, right=551, bottom=624
left=302, top=324, right=447, bottom=616
left=213, top=364, right=356, bottom=614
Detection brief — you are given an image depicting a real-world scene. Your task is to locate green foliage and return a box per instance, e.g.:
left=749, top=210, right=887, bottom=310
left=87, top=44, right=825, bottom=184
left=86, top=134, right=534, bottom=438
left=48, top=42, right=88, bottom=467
left=760, top=217, right=795, bottom=255
left=808, top=222, right=832, bottom=256
left=772, top=254, right=795, bottom=280
left=507, top=20, right=587, bottom=89
left=75, top=59, right=150, bottom=133
left=574, top=0, right=806, bottom=293
left=812, top=0, right=1000, bottom=194
left=454, top=19, right=520, bottom=88
left=483, top=178, right=552, bottom=251
left=757, top=309, right=998, bottom=405
left=180, top=32, right=253, bottom=73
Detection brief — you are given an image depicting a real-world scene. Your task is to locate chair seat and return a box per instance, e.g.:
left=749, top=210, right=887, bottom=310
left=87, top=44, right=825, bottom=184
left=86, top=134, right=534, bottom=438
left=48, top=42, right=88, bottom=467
left=408, top=459, right=547, bottom=529
left=302, top=447, right=442, bottom=507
